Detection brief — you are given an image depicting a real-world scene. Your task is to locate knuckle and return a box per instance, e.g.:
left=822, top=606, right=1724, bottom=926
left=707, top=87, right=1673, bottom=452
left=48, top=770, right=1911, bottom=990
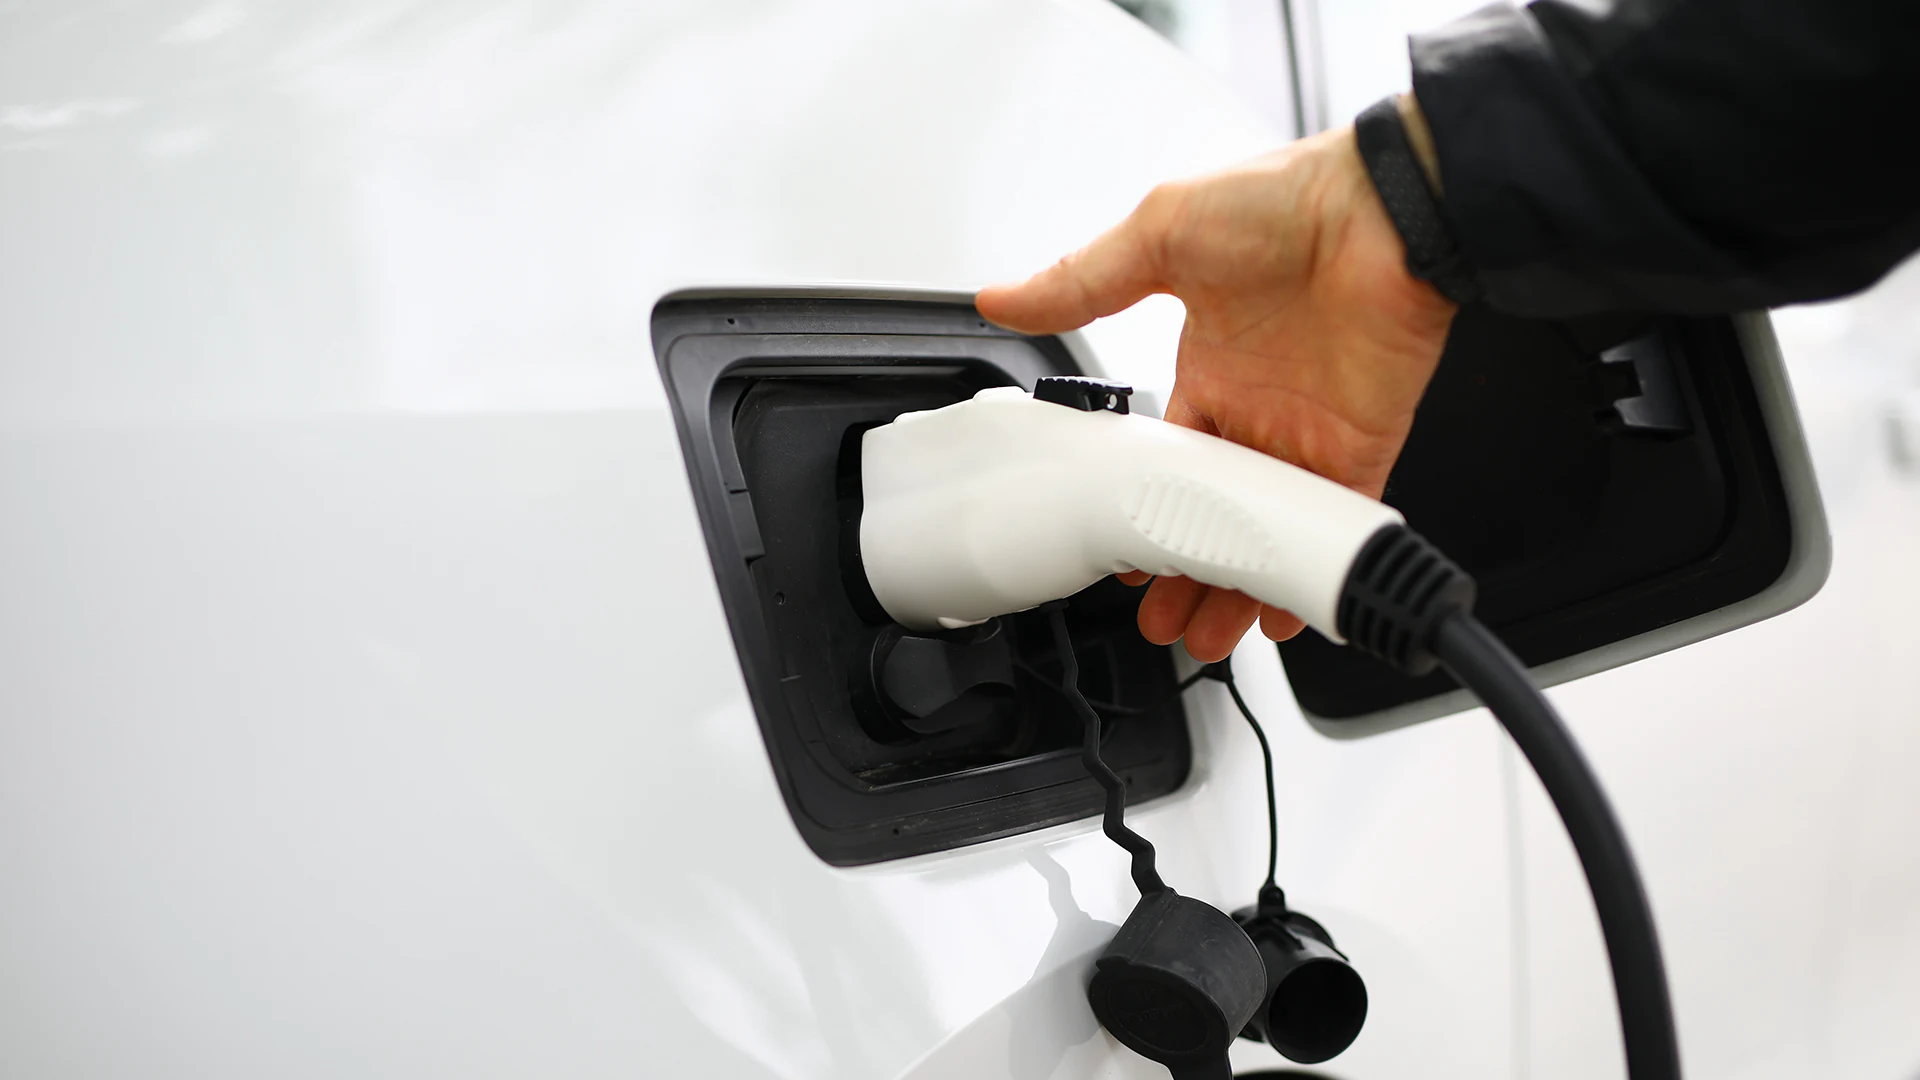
left=1135, top=181, right=1191, bottom=270
left=1136, top=182, right=1186, bottom=231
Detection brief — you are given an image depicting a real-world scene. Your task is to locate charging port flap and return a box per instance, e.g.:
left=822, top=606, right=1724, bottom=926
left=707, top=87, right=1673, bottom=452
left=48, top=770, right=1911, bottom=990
left=1280, top=308, right=1827, bottom=734
left=653, top=298, right=1192, bottom=865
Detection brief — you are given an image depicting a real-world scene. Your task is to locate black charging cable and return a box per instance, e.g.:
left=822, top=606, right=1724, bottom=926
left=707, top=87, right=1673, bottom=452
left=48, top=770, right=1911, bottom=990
left=1040, top=527, right=1675, bottom=1079
left=1341, top=525, right=1682, bottom=1080
left=1431, top=612, right=1681, bottom=1080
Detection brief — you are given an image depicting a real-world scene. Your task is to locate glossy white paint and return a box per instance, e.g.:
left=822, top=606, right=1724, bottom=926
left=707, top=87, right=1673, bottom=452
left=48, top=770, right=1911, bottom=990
left=0, top=2, right=1519, bottom=1078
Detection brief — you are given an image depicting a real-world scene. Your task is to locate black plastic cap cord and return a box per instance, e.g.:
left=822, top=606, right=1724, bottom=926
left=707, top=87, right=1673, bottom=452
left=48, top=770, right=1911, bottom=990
left=1048, top=604, right=1266, bottom=1080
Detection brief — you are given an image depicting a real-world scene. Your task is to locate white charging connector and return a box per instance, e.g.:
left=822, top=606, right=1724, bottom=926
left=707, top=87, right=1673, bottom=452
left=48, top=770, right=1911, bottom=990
left=857, top=384, right=1403, bottom=638
left=859, top=378, right=1681, bottom=1080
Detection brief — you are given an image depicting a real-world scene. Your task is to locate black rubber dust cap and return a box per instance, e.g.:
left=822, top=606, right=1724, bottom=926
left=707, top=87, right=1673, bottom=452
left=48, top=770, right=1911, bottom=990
left=1087, top=889, right=1266, bottom=1080
left=1234, top=893, right=1368, bottom=1064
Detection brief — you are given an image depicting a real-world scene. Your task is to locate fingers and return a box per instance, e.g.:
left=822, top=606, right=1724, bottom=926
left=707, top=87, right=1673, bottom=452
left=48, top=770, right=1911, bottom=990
left=1160, top=391, right=1218, bottom=436
left=1116, top=569, right=1153, bottom=587
left=1134, top=576, right=1264, bottom=664
left=1260, top=605, right=1306, bottom=642
left=1181, top=588, right=1262, bottom=663
left=975, top=186, right=1179, bottom=334
left=1137, top=575, right=1207, bottom=647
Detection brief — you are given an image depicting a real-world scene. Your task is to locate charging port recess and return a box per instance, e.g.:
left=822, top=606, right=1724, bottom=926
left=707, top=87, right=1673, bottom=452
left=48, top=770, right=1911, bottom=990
left=1280, top=307, right=1796, bottom=724
left=653, top=299, right=1192, bottom=866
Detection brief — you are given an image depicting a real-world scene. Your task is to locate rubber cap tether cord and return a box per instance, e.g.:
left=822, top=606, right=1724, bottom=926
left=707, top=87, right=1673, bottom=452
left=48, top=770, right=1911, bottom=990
left=1046, top=604, right=1165, bottom=896
left=1200, top=660, right=1281, bottom=898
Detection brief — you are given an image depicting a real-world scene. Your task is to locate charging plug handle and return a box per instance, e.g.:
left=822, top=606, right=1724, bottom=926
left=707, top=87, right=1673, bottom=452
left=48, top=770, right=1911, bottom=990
left=858, top=386, right=1403, bottom=637
left=859, top=384, right=1679, bottom=1080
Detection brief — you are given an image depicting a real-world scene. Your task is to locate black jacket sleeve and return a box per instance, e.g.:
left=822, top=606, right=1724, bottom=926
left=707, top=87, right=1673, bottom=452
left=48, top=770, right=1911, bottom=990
left=1410, top=0, right=1920, bottom=317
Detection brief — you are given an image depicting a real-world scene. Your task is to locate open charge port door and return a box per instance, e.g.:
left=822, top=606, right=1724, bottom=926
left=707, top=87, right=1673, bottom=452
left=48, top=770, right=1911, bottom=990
left=654, top=299, right=1192, bottom=866
left=1281, top=306, right=1803, bottom=727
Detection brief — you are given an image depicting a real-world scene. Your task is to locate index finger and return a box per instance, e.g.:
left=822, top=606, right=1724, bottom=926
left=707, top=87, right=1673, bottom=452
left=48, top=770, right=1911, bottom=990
left=975, top=185, right=1181, bottom=334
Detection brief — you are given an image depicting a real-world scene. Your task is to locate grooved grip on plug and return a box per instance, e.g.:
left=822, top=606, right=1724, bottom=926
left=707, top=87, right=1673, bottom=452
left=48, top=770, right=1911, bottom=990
left=1336, top=525, right=1477, bottom=676
left=1127, top=474, right=1275, bottom=573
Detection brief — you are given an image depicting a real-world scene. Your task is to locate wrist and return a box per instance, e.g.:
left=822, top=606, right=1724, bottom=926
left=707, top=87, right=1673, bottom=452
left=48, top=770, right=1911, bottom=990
left=1395, top=92, right=1442, bottom=194
left=1353, top=94, right=1481, bottom=305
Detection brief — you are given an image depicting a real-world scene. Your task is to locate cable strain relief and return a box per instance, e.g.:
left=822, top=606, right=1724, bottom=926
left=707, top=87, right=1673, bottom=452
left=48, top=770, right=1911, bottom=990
left=1336, top=525, right=1477, bottom=677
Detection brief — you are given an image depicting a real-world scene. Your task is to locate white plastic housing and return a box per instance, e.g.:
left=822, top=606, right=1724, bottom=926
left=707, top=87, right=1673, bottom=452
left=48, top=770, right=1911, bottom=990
left=859, top=387, right=1404, bottom=640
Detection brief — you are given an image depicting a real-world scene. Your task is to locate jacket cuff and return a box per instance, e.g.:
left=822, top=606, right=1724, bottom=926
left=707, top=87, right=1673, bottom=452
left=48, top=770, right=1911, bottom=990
left=1410, top=2, right=1751, bottom=316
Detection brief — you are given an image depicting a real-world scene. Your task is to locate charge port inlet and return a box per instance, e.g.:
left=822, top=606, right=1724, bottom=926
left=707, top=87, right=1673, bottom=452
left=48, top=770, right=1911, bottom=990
left=653, top=299, right=1192, bottom=865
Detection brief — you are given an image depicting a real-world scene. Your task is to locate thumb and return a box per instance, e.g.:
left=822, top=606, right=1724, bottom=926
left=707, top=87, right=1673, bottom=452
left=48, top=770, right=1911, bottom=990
left=1159, top=388, right=1218, bottom=436
left=976, top=188, right=1175, bottom=334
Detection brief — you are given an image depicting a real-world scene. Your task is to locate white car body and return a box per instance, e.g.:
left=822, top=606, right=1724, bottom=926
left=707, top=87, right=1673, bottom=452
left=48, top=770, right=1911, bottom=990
left=2, top=2, right=1917, bottom=1078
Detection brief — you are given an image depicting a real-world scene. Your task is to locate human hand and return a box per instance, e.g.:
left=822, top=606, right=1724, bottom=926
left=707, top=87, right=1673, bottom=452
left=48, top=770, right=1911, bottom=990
left=976, top=120, right=1458, bottom=662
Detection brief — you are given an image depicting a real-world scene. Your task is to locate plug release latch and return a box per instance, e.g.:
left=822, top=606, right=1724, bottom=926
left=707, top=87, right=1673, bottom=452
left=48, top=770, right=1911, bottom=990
left=1035, top=376, right=1133, bottom=414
